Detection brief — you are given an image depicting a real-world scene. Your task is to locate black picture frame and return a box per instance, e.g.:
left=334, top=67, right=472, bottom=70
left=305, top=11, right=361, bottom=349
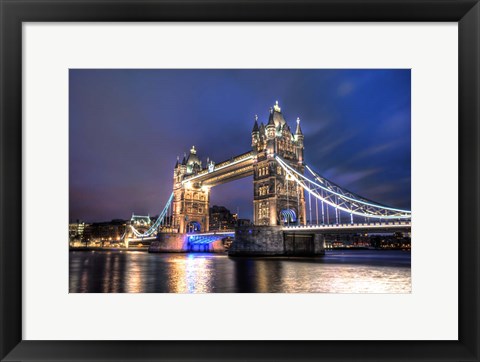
left=1, top=1, right=479, bottom=361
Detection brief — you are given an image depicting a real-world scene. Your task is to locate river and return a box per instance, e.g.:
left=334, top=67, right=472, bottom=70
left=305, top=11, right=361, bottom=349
left=69, top=249, right=411, bottom=293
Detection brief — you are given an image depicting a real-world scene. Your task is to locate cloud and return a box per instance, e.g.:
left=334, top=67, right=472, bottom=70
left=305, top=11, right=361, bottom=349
left=351, top=141, right=401, bottom=161
left=364, top=184, right=396, bottom=196
left=303, top=117, right=331, bottom=135
left=334, top=168, right=383, bottom=186
left=315, top=132, right=356, bottom=158
left=337, top=82, right=354, bottom=97
left=378, top=109, right=411, bottom=134
left=69, top=69, right=411, bottom=222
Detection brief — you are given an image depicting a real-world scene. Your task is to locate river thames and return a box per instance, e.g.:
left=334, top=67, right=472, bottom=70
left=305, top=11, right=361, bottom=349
left=69, top=250, right=411, bottom=293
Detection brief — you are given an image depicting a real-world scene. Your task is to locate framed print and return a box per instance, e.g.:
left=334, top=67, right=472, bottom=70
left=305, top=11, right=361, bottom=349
left=1, top=0, right=479, bottom=361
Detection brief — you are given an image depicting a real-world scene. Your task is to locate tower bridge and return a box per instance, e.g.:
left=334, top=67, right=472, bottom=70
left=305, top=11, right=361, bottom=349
left=127, top=101, right=411, bottom=256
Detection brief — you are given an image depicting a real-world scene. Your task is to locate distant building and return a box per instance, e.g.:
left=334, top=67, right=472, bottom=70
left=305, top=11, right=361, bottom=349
left=236, top=218, right=251, bottom=227
left=69, top=221, right=87, bottom=243
left=209, top=205, right=236, bottom=230
left=79, top=219, right=127, bottom=246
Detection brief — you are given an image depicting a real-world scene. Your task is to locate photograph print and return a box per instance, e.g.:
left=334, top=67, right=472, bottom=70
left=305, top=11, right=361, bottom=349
left=69, top=69, right=411, bottom=293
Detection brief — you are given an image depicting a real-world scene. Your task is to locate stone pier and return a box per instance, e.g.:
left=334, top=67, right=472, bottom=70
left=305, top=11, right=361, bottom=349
left=148, top=228, right=324, bottom=256
left=228, top=226, right=325, bottom=256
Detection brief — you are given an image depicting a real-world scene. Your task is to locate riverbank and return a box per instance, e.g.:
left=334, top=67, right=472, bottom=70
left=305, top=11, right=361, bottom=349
left=70, top=246, right=148, bottom=252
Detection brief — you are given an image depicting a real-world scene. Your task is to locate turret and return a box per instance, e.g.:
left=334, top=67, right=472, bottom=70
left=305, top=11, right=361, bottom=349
left=295, top=117, right=304, bottom=141
left=186, top=145, right=202, bottom=174
left=266, top=107, right=276, bottom=140
left=295, top=117, right=304, bottom=164
left=251, top=114, right=260, bottom=148
left=174, top=154, right=187, bottom=183
left=265, top=107, right=276, bottom=157
left=259, top=123, right=265, bottom=139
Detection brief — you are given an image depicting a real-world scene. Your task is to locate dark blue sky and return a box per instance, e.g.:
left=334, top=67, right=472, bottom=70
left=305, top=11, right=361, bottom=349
left=69, top=69, right=411, bottom=223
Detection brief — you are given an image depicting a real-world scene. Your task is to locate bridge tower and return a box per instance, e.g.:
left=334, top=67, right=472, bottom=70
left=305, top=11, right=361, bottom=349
left=172, top=146, right=210, bottom=233
left=251, top=101, right=307, bottom=226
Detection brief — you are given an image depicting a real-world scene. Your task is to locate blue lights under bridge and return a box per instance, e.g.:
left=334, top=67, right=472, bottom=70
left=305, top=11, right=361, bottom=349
left=187, top=231, right=235, bottom=246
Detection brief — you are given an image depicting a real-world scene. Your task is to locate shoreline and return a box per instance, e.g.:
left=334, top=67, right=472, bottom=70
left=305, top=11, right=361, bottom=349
left=69, top=246, right=410, bottom=252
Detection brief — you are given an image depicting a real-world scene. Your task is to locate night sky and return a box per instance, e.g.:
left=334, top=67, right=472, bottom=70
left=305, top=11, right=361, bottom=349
left=69, top=69, right=411, bottom=223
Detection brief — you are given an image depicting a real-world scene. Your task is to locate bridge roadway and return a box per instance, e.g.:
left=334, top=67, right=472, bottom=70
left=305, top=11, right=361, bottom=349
left=128, top=222, right=410, bottom=243
left=127, top=236, right=157, bottom=242
left=182, top=222, right=411, bottom=241
left=283, top=221, right=411, bottom=234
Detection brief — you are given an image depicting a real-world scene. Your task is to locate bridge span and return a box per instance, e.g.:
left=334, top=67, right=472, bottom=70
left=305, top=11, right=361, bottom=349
left=126, top=101, right=411, bottom=257
left=182, top=151, right=254, bottom=187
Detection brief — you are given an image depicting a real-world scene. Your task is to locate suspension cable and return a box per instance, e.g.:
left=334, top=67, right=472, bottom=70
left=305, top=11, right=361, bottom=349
left=275, top=156, right=410, bottom=219
left=276, top=156, right=410, bottom=214
left=130, top=192, right=174, bottom=237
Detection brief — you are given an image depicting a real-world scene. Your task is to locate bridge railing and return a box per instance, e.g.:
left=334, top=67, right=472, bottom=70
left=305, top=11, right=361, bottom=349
left=283, top=221, right=411, bottom=230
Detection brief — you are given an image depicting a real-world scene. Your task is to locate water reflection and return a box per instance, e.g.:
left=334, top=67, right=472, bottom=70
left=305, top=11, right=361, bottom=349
left=125, top=252, right=145, bottom=293
left=166, top=254, right=215, bottom=293
left=69, top=250, right=411, bottom=293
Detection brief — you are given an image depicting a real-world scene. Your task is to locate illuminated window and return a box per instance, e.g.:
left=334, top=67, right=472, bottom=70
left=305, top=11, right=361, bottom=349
left=259, top=185, right=269, bottom=196
left=258, top=202, right=269, bottom=219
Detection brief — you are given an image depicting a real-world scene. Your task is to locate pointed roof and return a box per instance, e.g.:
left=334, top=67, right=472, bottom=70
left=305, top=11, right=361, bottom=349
left=175, top=156, right=179, bottom=168
left=267, top=107, right=275, bottom=127
left=295, top=117, right=303, bottom=135
left=182, top=152, right=187, bottom=165
left=252, top=115, right=259, bottom=133
left=259, top=122, right=265, bottom=136
left=186, top=146, right=201, bottom=166
left=269, top=100, right=287, bottom=128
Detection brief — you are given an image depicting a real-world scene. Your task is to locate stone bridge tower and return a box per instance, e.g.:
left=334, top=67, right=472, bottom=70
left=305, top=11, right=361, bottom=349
left=172, top=146, right=210, bottom=233
left=251, top=101, right=306, bottom=226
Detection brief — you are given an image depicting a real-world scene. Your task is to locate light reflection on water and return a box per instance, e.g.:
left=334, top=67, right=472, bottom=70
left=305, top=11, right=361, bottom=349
left=69, top=250, right=411, bottom=293
left=166, top=254, right=215, bottom=293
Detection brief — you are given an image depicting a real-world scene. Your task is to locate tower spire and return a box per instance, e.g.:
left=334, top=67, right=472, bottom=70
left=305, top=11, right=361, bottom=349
left=273, top=100, right=281, bottom=112
left=295, top=117, right=303, bottom=135
left=267, top=109, right=275, bottom=126
left=252, top=114, right=259, bottom=133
